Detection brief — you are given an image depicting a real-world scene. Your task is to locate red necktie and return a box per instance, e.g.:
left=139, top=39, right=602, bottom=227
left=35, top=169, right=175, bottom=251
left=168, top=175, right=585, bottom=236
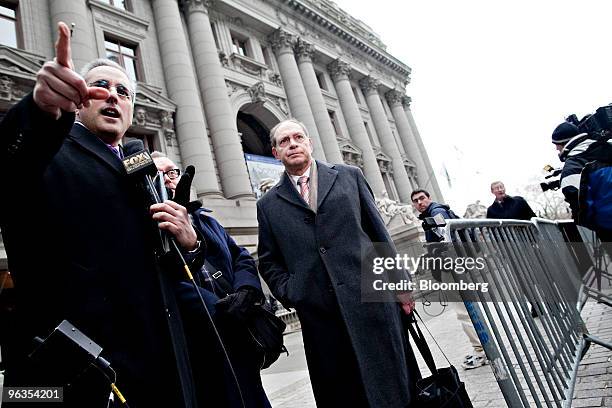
left=298, top=176, right=310, bottom=205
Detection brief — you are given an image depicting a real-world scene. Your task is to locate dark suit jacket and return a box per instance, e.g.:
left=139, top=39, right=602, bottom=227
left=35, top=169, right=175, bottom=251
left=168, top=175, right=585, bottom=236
left=257, top=161, right=416, bottom=408
left=0, top=94, right=196, bottom=407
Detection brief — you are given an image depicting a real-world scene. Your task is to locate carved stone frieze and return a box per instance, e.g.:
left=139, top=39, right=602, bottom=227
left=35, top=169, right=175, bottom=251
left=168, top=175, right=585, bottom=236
left=358, top=76, right=380, bottom=96
left=160, top=110, right=175, bottom=145
left=247, top=81, right=266, bottom=103
left=268, top=72, right=282, bottom=87
left=385, top=89, right=403, bottom=108
left=182, top=0, right=213, bottom=14
left=327, top=59, right=351, bottom=82
left=401, top=95, right=412, bottom=109
left=271, top=96, right=289, bottom=115
left=294, top=38, right=315, bottom=63
left=269, top=29, right=294, bottom=55
left=231, top=53, right=267, bottom=78
left=218, top=50, right=229, bottom=67
left=134, top=107, right=148, bottom=126
left=0, top=75, right=14, bottom=101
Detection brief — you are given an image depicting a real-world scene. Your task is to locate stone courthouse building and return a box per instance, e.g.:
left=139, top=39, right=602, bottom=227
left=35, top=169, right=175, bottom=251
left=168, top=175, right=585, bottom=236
left=0, top=0, right=442, bottom=267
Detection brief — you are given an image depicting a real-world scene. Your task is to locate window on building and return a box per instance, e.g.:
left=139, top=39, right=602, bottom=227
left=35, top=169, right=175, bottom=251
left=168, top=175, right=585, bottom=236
left=261, top=46, right=273, bottom=67
left=392, top=130, right=405, bottom=154
left=98, top=0, right=129, bottom=11
left=0, top=3, right=18, bottom=48
left=328, top=110, right=341, bottom=136
left=364, top=121, right=374, bottom=145
left=231, top=33, right=248, bottom=57
left=382, top=172, right=397, bottom=200
left=352, top=86, right=361, bottom=104
left=105, top=37, right=139, bottom=82
left=316, top=71, right=328, bottom=91
left=211, top=23, right=220, bottom=49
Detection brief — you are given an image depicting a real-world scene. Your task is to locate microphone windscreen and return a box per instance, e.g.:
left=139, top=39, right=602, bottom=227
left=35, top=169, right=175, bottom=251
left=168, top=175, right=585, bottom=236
left=123, top=139, right=145, bottom=157
left=122, top=148, right=157, bottom=177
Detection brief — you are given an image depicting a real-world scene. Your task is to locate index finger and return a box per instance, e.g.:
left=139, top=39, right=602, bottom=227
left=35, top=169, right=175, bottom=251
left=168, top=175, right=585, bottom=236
left=55, top=22, right=73, bottom=69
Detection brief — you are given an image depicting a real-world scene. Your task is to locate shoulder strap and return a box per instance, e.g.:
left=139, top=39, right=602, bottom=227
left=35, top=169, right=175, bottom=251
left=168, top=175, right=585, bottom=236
left=406, top=311, right=438, bottom=375
left=407, top=311, right=454, bottom=374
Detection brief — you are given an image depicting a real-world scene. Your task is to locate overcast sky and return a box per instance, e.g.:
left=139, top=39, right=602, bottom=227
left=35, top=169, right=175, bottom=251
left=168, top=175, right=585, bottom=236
left=333, top=0, right=612, bottom=214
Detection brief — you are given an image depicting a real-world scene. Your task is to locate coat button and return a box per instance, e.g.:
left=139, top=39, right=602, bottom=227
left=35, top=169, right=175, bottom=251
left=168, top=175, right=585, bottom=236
left=304, top=217, right=312, bottom=224
left=319, top=247, right=326, bottom=254
left=327, top=284, right=334, bottom=293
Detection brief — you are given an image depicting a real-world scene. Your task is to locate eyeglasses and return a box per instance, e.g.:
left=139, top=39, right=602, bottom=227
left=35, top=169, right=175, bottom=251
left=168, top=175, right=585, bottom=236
left=88, top=79, right=133, bottom=100
left=277, top=133, right=307, bottom=148
left=162, top=169, right=181, bottom=180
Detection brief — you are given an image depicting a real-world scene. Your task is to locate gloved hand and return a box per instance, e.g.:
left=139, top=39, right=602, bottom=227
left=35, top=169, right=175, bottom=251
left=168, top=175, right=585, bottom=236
left=216, top=287, right=264, bottom=322
left=172, top=165, right=202, bottom=213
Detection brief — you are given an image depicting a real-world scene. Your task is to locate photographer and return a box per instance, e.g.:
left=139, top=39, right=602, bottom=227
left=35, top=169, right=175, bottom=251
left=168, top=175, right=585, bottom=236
left=552, top=121, right=612, bottom=243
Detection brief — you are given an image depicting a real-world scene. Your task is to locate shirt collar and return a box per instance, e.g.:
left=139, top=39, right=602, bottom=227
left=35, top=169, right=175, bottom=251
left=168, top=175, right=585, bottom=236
left=288, top=162, right=313, bottom=190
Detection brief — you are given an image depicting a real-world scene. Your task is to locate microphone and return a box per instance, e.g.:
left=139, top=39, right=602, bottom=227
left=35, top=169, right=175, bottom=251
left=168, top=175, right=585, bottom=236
left=121, top=142, right=161, bottom=205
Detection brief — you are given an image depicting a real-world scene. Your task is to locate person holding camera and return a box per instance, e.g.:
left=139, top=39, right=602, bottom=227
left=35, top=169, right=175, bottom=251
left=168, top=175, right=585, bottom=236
left=552, top=121, right=612, bottom=246
left=410, top=190, right=486, bottom=370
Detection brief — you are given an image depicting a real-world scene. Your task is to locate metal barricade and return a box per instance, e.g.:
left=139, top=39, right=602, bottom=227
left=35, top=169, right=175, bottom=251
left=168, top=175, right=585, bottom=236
left=438, top=218, right=611, bottom=408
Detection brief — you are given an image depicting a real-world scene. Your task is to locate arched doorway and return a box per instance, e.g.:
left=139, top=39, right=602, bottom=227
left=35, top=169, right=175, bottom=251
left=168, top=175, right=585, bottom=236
left=237, top=102, right=284, bottom=197
left=237, top=101, right=283, bottom=157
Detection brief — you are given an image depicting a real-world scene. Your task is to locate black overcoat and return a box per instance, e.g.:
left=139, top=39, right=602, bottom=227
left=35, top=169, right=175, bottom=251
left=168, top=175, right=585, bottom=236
left=0, top=94, right=196, bottom=407
left=257, top=161, right=418, bottom=408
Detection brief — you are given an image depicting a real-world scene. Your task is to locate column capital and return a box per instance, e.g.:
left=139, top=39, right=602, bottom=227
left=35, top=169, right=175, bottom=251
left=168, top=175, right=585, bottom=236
left=269, top=29, right=294, bottom=55
left=401, top=95, right=412, bottom=109
left=327, top=59, right=351, bottom=82
left=385, top=89, right=404, bottom=107
left=294, top=38, right=315, bottom=63
left=181, top=0, right=213, bottom=14
left=358, top=76, right=380, bottom=96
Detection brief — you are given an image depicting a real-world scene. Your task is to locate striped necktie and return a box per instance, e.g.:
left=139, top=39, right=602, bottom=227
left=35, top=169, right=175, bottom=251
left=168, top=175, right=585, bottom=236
left=297, top=176, right=310, bottom=205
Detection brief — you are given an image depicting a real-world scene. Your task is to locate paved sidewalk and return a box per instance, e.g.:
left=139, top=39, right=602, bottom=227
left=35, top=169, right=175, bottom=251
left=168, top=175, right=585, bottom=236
left=262, top=298, right=612, bottom=407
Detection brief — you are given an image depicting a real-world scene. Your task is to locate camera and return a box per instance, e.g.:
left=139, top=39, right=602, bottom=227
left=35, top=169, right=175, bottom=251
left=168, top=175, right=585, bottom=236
left=540, top=164, right=562, bottom=192
left=566, top=104, right=612, bottom=138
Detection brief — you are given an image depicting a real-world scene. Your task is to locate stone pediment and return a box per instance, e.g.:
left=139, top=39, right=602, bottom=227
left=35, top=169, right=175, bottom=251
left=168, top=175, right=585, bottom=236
left=135, top=82, right=176, bottom=112
left=402, top=156, right=416, bottom=168
left=338, top=140, right=362, bottom=155
left=375, top=151, right=391, bottom=162
left=0, top=46, right=45, bottom=81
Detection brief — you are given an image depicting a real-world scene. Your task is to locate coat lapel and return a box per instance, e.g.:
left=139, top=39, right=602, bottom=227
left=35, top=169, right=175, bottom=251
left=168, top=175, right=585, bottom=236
left=316, top=161, right=338, bottom=209
left=275, top=172, right=312, bottom=212
left=69, top=123, right=126, bottom=175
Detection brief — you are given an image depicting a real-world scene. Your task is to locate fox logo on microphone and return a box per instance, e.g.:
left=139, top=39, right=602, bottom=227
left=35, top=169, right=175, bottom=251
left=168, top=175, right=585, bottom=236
left=122, top=150, right=154, bottom=175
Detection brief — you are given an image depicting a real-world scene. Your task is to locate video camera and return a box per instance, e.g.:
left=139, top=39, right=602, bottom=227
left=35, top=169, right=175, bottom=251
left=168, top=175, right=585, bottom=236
left=566, top=104, right=612, bottom=138
left=540, top=164, right=562, bottom=192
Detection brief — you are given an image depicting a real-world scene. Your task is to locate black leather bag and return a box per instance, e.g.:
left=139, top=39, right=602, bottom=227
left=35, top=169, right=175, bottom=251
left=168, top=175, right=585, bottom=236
left=246, top=306, right=288, bottom=370
left=407, top=311, right=474, bottom=408
left=205, top=261, right=288, bottom=370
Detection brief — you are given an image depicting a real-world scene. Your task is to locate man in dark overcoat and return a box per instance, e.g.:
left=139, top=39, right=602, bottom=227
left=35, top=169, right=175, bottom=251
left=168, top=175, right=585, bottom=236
left=257, top=119, right=420, bottom=407
left=0, top=23, right=202, bottom=407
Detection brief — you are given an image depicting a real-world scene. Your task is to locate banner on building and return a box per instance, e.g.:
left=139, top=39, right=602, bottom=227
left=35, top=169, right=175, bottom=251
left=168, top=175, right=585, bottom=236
left=244, top=154, right=284, bottom=198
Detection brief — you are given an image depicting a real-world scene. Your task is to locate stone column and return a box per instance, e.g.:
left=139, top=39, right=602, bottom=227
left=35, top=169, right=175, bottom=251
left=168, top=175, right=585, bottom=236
left=49, top=0, right=96, bottom=70
left=328, top=59, right=385, bottom=194
left=152, top=0, right=220, bottom=197
left=184, top=0, right=253, bottom=199
left=359, top=76, right=412, bottom=202
left=269, top=29, right=326, bottom=161
left=402, top=96, right=444, bottom=201
left=294, top=38, right=343, bottom=164
left=386, top=89, right=434, bottom=197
